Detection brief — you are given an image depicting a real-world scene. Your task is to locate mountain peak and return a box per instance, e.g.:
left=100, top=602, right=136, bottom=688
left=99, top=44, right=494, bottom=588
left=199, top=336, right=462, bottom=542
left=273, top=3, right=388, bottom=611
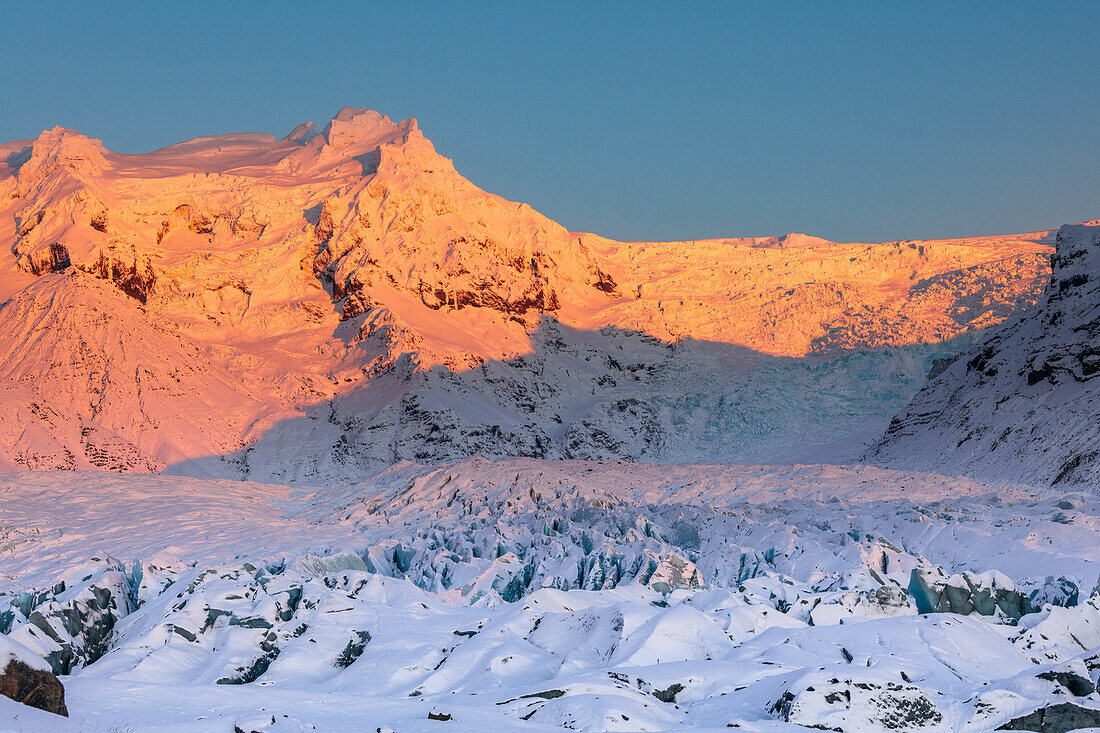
left=321, top=107, right=415, bottom=150
left=18, top=126, right=108, bottom=188
left=778, top=232, right=834, bottom=248
left=284, top=120, right=321, bottom=143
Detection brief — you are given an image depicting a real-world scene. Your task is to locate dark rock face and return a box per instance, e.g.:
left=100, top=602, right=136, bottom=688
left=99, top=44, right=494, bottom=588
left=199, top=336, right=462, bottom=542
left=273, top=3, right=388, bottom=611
left=0, top=659, right=68, bottom=717
left=1036, top=669, right=1095, bottom=697
left=334, top=630, right=371, bottom=668
left=868, top=223, right=1100, bottom=487
left=997, top=702, right=1100, bottom=732
left=79, top=252, right=156, bottom=303
left=653, top=682, right=685, bottom=703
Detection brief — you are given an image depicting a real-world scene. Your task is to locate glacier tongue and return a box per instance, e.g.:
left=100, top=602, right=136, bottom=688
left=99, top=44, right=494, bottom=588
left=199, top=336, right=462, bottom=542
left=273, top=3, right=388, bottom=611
left=1, top=460, right=1099, bottom=730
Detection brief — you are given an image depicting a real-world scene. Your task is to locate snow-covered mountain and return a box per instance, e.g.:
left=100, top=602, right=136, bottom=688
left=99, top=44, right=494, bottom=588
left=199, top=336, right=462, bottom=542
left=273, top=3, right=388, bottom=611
left=0, top=109, right=1055, bottom=480
left=867, top=222, right=1100, bottom=487
left=3, top=107, right=1100, bottom=733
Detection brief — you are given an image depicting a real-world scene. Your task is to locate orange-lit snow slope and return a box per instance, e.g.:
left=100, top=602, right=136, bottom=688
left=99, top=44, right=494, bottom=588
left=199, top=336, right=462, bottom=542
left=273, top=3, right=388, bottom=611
left=0, top=108, right=1056, bottom=481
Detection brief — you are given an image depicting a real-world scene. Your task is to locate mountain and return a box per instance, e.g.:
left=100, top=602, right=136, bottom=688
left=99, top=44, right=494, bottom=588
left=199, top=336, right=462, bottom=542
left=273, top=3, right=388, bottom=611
left=3, top=108, right=1099, bottom=733
left=0, top=273, right=263, bottom=472
left=0, top=108, right=1055, bottom=480
left=867, top=222, right=1100, bottom=487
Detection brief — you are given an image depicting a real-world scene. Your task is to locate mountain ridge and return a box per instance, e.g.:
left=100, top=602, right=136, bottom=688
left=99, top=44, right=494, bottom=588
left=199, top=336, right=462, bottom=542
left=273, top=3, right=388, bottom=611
left=867, top=221, right=1100, bottom=486
left=0, top=108, right=1063, bottom=480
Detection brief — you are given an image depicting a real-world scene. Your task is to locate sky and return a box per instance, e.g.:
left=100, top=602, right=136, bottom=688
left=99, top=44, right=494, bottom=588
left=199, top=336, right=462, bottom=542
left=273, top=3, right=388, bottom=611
left=3, top=2, right=1098, bottom=243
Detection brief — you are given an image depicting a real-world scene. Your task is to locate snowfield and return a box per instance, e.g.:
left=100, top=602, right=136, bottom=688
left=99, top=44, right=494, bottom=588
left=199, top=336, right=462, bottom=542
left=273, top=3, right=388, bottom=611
left=1, top=460, right=1099, bottom=731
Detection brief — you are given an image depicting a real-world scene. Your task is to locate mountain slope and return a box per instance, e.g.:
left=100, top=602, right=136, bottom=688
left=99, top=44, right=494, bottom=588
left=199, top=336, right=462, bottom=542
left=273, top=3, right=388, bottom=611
left=0, top=272, right=267, bottom=471
left=867, top=222, right=1100, bottom=486
left=0, top=108, right=1057, bottom=479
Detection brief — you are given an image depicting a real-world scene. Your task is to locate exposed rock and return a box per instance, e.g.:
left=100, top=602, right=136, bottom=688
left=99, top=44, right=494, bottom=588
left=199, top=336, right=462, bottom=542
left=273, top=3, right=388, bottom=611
left=335, top=630, right=371, bottom=668
left=997, top=702, right=1100, bottom=732
left=0, top=659, right=68, bottom=717
left=1037, top=661, right=1095, bottom=697
left=652, top=682, right=685, bottom=703
left=869, top=223, right=1100, bottom=486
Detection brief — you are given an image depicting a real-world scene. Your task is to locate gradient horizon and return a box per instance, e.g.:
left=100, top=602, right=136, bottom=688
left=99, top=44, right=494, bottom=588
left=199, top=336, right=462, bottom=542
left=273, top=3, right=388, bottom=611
left=3, top=1, right=1098, bottom=243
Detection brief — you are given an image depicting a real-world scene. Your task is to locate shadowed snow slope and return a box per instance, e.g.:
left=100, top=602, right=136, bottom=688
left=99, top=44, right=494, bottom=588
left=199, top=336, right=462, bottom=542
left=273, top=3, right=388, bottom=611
left=868, top=222, right=1100, bottom=487
left=0, top=109, right=1057, bottom=479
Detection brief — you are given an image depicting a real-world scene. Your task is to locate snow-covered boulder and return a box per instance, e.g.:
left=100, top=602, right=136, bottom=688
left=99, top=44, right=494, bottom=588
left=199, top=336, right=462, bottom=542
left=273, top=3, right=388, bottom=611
left=645, top=552, right=704, bottom=595
left=774, top=677, right=947, bottom=732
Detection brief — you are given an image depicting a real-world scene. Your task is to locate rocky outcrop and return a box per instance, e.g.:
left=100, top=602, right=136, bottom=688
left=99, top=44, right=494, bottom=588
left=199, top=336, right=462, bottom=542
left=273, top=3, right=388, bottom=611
left=1036, top=661, right=1095, bottom=697
left=0, top=660, right=68, bottom=717
left=0, top=635, right=68, bottom=717
left=997, top=703, right=1100, bottom=732
left=868, top=223, right=1100, bottom=486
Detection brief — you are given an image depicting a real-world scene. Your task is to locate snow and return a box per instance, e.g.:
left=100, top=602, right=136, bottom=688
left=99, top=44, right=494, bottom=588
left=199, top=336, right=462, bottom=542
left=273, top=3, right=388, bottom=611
left=0, top=460, right=1098, bottom=730
left=0, top=108, right=1097, bottom=730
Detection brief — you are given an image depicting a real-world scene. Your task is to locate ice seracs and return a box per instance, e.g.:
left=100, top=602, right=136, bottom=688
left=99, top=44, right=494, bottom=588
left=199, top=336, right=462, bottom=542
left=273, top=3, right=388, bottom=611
left=1, top=461, right=1099, bottom=730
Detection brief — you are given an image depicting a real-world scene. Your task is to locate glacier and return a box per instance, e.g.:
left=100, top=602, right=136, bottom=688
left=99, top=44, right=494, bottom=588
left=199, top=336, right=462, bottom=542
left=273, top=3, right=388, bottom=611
left=0, top=108, right=1098, bottom=731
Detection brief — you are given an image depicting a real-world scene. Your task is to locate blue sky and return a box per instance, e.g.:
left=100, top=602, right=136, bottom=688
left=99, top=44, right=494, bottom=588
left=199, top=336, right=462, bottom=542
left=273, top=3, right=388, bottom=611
left=4, top=2, right=1098, bottom=242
